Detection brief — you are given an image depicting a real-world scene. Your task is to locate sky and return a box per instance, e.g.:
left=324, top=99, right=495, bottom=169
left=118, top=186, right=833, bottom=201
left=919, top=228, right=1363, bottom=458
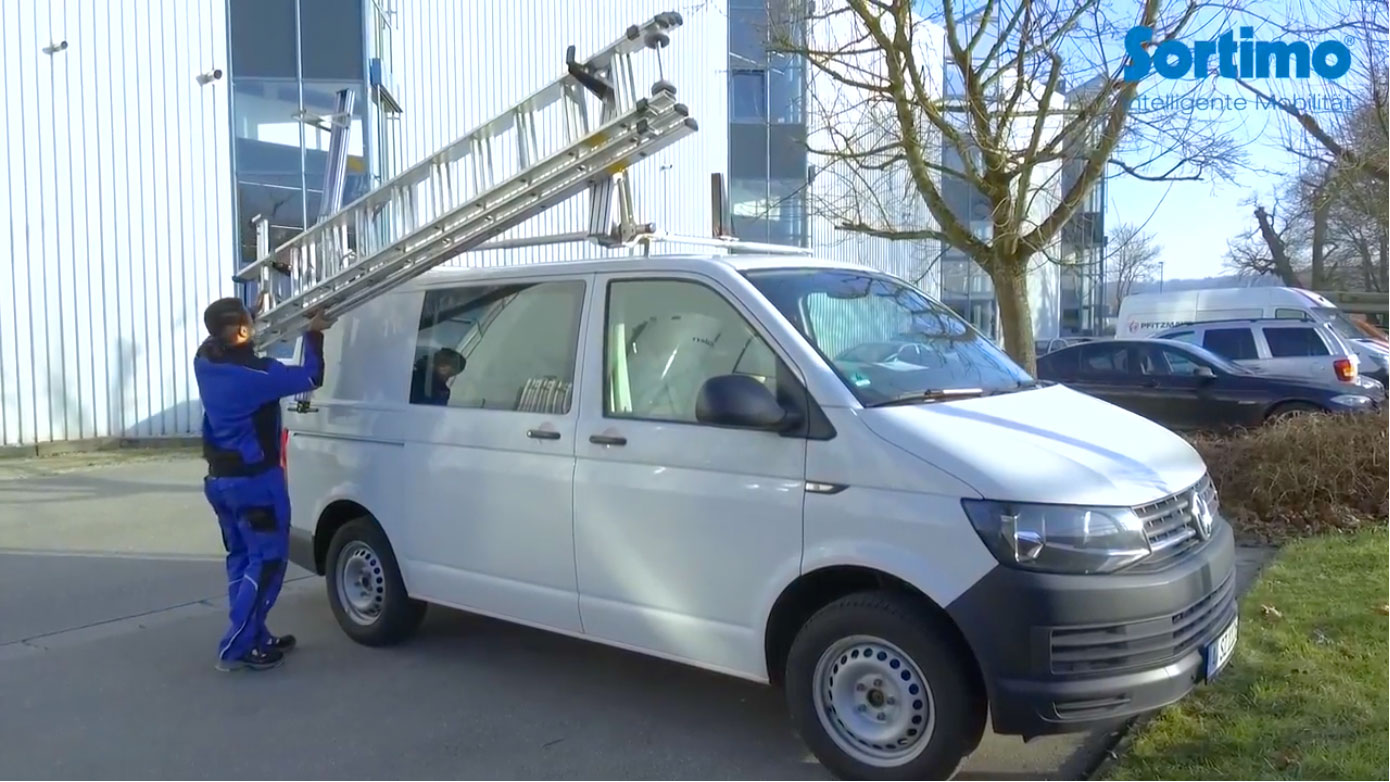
left=914, top=0, right=1367, bottom=282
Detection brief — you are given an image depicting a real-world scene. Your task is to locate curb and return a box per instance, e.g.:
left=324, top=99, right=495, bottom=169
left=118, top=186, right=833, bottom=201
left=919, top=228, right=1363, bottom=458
left=0, top=436, right=201, bottom=460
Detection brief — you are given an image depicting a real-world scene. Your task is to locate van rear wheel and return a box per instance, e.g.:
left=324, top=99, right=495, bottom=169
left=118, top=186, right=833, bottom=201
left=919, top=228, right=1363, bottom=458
left=785, top=591, right=980, bottom=780
left=325, top=517, right=426, bottom=646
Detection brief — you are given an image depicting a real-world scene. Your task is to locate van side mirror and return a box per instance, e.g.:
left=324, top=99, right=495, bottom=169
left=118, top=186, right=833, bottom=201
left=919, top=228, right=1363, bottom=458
left=695, top=374, right=794, bottom=430
left=1194, top=366, right=1216, bottom=380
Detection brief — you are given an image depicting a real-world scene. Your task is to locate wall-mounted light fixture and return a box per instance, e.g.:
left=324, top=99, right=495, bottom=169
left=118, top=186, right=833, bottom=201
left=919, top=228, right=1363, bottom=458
left=43, top=40, right=68, bottom=55
left=196, top=68, right=224, bottom=85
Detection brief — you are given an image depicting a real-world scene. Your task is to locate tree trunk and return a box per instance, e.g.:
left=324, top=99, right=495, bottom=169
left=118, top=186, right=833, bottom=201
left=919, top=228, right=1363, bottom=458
left=1378, top=227, right=1389, bottom=293
left=1254, top=206, right=1301, bottom=286
left=1310, top=188, right=1328, bottom=289
left=992, top=265, right=1036, bottom=374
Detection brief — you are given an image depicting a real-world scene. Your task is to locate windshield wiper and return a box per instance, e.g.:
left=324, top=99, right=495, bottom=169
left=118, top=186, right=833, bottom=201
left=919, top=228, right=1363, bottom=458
left=867, top=388, right=986, bottom=407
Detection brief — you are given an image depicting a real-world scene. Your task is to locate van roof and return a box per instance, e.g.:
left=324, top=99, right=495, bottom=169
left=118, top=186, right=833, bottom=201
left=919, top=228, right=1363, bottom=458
left=401, top=253, right=874, bottom=289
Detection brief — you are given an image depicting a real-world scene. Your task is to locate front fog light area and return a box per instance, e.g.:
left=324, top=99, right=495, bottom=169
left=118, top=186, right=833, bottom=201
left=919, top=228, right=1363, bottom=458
left=962, top=500, right=1151, bottom=574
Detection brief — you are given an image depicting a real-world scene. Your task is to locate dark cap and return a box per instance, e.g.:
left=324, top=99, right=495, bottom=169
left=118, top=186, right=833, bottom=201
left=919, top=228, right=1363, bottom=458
left=203, top=297, right=250, bottom=337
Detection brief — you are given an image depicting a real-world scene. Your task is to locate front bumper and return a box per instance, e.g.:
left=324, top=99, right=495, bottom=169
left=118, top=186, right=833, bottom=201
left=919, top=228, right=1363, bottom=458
left=945, top=520, right=1237, bottom=736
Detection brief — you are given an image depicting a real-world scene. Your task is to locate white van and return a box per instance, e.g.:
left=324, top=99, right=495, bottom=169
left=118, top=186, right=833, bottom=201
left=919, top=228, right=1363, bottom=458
left=1115, top=286, right=1390, bottom=384
left=283, top=254, right=1237, bottom=780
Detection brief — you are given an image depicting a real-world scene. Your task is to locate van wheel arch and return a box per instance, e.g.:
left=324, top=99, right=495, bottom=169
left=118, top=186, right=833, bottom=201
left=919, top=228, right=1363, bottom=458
left=763, top=566, right=987, bottom=752
left=313, top=499, right=374, bottom=574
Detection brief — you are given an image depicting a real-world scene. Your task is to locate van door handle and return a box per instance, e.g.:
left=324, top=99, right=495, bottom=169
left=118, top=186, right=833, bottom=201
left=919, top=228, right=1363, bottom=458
left=526, top=429, right=561, bottom=440
left=589, top=434, right=627, bottom=446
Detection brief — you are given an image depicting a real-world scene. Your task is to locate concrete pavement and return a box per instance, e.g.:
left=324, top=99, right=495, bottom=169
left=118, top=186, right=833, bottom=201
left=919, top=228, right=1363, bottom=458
left=0, top=454, right=1271, bottom=779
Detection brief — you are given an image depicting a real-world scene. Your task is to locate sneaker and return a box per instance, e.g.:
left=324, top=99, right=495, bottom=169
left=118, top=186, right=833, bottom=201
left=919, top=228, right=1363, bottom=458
left=216, top=647, right=284, bottom=672
left=265, top=634, right=297, bottom=653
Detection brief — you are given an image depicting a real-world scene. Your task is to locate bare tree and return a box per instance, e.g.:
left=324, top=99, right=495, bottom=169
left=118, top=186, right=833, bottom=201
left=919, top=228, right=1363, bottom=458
left=1106, top=222, right=1162, bottom=309
left=1233, top=0, right=1388, bottom=182
left=775, top=0, right=1244, bottom=371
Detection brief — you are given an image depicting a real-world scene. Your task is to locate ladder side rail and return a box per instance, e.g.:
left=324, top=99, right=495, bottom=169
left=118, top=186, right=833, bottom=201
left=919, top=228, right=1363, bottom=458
left=261, top=92, right=688, bottom=316
left=234, top=11, right=684, bottom=285
left=254, top=109, right=697, bottom=347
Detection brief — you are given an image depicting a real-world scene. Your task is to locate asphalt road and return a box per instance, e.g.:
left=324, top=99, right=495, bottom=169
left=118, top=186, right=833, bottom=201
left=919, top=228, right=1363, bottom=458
left=0, top=454, right=1271, bottom=780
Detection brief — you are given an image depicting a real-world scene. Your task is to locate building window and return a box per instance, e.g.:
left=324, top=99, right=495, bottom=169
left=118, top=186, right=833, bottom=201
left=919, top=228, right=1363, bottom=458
left=730, top=70, right=767, bottom=121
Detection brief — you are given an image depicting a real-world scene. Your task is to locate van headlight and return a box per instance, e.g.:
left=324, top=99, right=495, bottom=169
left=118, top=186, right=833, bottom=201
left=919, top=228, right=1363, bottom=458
left=962, top=500, right=1150, bottom=574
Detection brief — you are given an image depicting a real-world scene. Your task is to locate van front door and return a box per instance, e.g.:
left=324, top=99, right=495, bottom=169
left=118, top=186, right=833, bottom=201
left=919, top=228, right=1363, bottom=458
left=398, top=277, right=590, bottom=633
left=572, top=275, right=807, bottom=677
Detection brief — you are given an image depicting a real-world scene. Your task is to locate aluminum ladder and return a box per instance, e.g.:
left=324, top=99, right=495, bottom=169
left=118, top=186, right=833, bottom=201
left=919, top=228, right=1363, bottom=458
left=235, top=11, right=698, bottom=352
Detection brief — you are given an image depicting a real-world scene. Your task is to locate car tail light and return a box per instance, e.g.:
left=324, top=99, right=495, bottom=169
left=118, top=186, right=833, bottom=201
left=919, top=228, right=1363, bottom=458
left=1334, top=358, right=1356, bottom=382
left=280, top=429, right=289, bottom=473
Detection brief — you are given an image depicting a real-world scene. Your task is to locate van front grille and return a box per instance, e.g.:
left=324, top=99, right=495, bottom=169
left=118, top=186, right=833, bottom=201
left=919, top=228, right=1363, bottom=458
left=1049, top=570, right=1236, bottom=675
left=1131, top=475, right=1218, bottom=570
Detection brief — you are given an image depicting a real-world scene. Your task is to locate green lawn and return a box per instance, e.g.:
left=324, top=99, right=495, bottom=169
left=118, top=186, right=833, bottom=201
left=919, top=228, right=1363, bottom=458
left=1104, top=527, right=1389, bottom=781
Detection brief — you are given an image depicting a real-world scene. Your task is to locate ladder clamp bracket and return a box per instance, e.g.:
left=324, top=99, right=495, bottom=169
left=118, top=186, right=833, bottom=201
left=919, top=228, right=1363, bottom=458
left=565, top=44, right=615, bottom=102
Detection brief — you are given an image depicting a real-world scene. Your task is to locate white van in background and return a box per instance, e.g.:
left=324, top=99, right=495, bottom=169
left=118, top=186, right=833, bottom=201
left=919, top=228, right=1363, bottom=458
left=281, top=254, right=1238, bottom=780
left=1115, top=287, right=1390, bottom=385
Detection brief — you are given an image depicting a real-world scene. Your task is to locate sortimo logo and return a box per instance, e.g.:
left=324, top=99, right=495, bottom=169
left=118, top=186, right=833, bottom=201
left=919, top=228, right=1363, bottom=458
left=1123, top=26, right=1353, bottom=80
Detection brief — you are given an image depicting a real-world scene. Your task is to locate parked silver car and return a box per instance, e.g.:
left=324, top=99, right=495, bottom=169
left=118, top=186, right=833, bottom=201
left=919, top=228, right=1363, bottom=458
left=1155, top=318, right=1365, bottom=387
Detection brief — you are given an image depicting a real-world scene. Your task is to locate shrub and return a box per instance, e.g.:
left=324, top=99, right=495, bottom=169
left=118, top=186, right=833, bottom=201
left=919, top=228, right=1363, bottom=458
left=1185, top=410, right=1388, bottom=543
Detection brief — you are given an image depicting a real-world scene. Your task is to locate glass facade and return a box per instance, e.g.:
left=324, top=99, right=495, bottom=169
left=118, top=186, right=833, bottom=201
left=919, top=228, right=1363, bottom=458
left=726, top=0, right=808, bottom=247
left=938, top=141, right=999, bottom=339
left=227, top=0, right=374, bottom=271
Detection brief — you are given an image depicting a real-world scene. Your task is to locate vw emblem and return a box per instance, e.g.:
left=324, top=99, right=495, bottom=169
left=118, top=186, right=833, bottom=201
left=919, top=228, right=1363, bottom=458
left=1190, top=491, right=1214, bottom=540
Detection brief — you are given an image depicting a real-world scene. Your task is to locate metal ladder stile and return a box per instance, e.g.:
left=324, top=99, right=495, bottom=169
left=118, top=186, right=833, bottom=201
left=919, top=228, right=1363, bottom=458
left=235, top=11, right=700, bottom=352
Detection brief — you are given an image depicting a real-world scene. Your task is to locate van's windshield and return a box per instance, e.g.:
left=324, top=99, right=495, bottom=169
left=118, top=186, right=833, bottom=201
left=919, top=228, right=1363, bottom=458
left=1313, top=306, right=1373, bottom=343
left=744, top=268, right=1034, bottom=405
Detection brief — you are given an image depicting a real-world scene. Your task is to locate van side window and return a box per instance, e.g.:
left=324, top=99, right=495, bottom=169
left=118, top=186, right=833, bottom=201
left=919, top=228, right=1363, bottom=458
left=1275, top=308, right=1309, bottom=321
left=1201, top=328, right=1258, bottom=360
left=1262, top=326, right=1330, bottom=357
left=604, top=279, right=780, bottom=424
left=412, top=281, right=586, bottom=413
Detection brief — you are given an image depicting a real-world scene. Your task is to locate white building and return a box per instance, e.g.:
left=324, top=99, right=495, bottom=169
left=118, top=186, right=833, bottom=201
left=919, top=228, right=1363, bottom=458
left=0, top=0, right=940, bottom=448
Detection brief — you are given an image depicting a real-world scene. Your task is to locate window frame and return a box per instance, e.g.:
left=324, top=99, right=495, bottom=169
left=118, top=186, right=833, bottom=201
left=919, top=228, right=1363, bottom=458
left=598, top=275, right=829, bottom=438
left=410, top=278, right=588, bottom=414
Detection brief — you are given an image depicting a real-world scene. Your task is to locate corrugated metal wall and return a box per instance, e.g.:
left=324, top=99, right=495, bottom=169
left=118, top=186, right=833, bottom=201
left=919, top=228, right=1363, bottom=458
left=389, top=0, right=730, bottom=267
left=803, top=7, right=941, bottom=293
left=0, top=0, right=235, bottom=447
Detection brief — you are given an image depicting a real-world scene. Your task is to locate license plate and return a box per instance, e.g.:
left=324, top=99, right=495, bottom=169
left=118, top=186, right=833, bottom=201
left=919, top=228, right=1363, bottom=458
left=1204, top=616, right=1238, bottom=681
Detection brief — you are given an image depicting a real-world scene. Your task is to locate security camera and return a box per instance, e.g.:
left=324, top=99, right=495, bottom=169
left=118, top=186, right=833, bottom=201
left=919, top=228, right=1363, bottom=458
left=42, top=40, right=68, bottom=55
left=196, top=68, right=224, bottom=85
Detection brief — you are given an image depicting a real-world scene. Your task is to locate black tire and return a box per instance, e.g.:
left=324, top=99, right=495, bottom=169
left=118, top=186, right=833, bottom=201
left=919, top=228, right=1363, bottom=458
left=1267, top=401, right=1324, bottom=422
left=785, top=591, right=983, bottom=781
left=324, top=516, right=426, bottom=646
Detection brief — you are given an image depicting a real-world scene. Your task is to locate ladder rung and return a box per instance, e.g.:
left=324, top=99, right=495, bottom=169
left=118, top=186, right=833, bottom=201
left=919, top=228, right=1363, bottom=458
left=253, top=101, right=697, bottom=348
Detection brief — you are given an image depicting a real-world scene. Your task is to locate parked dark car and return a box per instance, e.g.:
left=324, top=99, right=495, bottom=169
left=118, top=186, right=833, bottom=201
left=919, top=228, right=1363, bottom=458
left=1036, top=338, right=1383, bottom=430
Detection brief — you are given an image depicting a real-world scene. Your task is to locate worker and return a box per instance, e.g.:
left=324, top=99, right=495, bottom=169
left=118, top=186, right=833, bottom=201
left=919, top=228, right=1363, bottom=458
left=409, top=347, right=465, bottom=405
left=194, top=298, right=333, bottom=671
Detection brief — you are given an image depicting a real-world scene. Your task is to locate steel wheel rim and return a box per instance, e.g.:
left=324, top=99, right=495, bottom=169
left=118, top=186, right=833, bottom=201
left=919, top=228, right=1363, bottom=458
left=337, top=541, right=386, bottom=626
left=812, top=634, right=936, bottom=768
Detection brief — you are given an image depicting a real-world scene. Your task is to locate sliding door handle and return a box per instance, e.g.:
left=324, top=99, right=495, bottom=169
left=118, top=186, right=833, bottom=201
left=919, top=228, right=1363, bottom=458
left=526, top=429, right=561, bottom=440
left=589, top=434, right=627, bottom=446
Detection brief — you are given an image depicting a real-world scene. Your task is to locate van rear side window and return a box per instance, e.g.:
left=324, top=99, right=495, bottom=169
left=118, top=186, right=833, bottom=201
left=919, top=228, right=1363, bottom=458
left=412, top=281, right=586, bottom=413
left=1201, top=328, right=1259, bottom=360
left=1263, top=326, right=1330, bottom=357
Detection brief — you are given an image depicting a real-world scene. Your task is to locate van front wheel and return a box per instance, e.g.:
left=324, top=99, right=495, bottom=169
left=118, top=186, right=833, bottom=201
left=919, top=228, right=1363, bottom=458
left=785, top=591, right=979, bottom=780
left=324, top=517, right=426, bottom=646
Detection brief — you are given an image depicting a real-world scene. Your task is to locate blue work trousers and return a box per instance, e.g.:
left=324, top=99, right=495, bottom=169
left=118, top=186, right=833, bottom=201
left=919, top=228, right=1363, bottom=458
left=204, top=467, right=291, bottom=662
